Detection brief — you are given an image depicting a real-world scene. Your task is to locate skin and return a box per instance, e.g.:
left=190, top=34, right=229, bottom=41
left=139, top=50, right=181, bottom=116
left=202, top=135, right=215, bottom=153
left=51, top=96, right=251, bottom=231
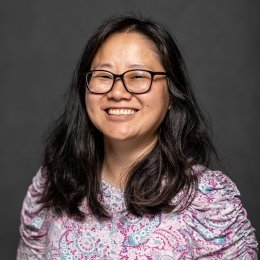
left=85, top=32, right=170, bottom=187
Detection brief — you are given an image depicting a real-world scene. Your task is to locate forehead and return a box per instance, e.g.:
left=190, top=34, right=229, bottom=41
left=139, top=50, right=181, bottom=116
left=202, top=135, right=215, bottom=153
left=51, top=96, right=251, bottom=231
left=91, top=32, right=162, bottom=69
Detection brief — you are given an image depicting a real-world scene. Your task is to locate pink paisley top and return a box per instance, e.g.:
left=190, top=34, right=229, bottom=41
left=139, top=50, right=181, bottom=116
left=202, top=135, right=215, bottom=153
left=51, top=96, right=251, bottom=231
left=17, top=166, right=258, bottom=259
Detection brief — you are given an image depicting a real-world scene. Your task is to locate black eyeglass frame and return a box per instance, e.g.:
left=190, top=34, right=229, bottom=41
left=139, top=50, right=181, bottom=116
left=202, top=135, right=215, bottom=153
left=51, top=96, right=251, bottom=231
left=85, top=69, right=168, bottom=94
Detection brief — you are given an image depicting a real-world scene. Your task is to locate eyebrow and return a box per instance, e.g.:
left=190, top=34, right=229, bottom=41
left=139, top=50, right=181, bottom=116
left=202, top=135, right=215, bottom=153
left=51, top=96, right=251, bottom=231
left=128, top=64, right=146, bottom=69
left=92, top=63, right=147, bottom=70
left=93, top=63, right=112, bottom=69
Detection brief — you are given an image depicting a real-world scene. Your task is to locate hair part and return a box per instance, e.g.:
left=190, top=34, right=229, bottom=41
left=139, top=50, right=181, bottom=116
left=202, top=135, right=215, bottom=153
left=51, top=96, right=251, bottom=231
left=40, top=14, right=217, bottom=220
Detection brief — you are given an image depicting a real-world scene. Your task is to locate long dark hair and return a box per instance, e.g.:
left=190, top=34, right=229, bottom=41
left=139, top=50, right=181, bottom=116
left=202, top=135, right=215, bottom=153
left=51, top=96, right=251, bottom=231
left=40, top=15, right=217, bottom=220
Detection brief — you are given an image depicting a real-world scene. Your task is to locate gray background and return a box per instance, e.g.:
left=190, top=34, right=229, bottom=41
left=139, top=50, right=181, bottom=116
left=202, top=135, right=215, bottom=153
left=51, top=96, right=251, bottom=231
left=1, top=0, right=259, bottom=258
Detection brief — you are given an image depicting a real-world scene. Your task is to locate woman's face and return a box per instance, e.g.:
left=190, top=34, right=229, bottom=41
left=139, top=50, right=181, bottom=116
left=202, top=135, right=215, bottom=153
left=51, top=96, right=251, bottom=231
left=85, top=32, right=170, bottom=145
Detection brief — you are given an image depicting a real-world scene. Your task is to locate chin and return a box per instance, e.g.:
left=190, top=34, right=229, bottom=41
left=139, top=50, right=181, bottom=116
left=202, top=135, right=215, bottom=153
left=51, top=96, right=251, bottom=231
left=107, top=135, right=134, bottom=141
left=104, top=132, right=137, bottom=142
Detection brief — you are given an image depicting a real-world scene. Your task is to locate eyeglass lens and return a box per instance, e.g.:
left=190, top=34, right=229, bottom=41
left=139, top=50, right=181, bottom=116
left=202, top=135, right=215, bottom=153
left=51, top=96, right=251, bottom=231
left=86, top=70, right=153, bottom=94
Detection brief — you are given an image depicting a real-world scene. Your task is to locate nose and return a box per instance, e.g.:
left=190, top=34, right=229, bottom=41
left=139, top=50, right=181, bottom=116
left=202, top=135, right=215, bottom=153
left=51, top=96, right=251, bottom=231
left=106, top=77, right=132, bottom=100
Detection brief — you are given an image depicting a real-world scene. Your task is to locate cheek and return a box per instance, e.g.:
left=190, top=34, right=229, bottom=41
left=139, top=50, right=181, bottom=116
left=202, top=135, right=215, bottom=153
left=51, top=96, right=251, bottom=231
left=142, top=90, right=170, bottom=128
left=85, top=95, right=96, bottom=120
left=152, top=87, right=170, bottom=113
left=163, top=90, right=170, bottom=108
left=85, top=95, right=90, bottom=113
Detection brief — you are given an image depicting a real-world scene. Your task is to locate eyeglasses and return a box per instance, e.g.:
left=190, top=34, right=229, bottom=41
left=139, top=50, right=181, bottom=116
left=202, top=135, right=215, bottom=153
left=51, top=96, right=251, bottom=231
left=85, top=69, right=168, bottom=94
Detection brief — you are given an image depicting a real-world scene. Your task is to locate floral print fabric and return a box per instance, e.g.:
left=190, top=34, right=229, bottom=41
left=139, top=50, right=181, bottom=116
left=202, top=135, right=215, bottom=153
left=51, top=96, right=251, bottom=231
left=17, top=166, right=258, bottom=259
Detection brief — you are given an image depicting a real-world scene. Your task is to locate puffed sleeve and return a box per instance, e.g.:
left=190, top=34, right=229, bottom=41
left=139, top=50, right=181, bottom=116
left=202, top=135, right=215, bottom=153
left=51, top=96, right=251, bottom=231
left=184, top=165, right=258, bottom=259
left=17, top=168, right=49, bottom=259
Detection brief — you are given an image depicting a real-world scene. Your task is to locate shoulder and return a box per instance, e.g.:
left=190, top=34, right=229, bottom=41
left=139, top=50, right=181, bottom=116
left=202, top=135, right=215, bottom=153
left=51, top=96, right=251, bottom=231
left=192, top=164, right=240, bottom=206
left=21, top=167, right=47, bottom=219
left=17, top=167, right=50, bottom=258
left=182, top=165, right=258, bottom=258
left=27, top=167, right=47, bottom=195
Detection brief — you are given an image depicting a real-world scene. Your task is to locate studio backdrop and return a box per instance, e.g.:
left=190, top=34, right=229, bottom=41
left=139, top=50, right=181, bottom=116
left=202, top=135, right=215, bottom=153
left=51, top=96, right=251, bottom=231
left=0, top=1, right=259, bottom=258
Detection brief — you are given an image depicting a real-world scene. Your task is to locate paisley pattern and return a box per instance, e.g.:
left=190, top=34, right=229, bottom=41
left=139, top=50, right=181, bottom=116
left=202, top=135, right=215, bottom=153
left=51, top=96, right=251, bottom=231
left=17, top=166, right=258, bottom=259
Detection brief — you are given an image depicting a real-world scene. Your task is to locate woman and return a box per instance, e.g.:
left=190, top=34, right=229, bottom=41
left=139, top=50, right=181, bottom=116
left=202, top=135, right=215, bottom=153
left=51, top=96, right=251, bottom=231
left=17, top=15, right=258, bottom=259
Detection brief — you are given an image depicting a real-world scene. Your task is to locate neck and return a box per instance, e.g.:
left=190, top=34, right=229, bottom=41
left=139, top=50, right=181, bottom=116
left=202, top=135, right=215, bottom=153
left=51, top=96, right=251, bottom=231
left=102, top=137, right=157, bottom=189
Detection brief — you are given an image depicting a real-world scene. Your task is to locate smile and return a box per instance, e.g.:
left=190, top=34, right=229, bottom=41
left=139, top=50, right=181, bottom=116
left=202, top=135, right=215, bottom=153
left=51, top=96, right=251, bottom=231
left=107, top=108, right=137, bottom=115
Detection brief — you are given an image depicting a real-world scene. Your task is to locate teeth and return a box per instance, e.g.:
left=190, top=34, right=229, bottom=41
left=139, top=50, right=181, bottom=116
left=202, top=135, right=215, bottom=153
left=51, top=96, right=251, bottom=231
left=107, top=109, right=136, bottom=115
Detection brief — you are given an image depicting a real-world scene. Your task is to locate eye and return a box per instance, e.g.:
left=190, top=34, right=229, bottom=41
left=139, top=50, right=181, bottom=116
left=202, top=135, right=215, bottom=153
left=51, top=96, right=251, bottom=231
left=131, top=73, right=145, bottom=79
left=133, top=74, right=145, bottom=79
left=128, top=71, right=150, bottom=80
left=92, top=71, right=113, bottom=80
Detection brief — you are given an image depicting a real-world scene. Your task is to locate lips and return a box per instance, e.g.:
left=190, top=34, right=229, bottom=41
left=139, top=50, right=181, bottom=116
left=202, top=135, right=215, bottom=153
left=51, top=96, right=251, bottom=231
left=107, top=108, right=137, bottom=115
